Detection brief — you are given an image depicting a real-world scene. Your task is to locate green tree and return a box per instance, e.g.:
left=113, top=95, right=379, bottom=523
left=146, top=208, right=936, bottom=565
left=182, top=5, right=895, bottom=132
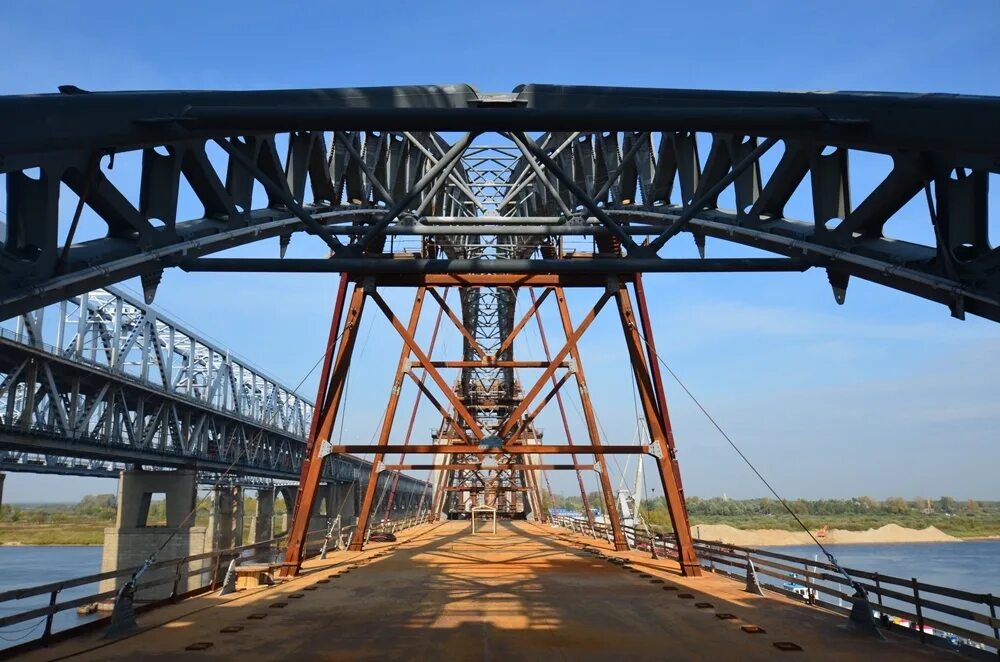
left=884, top=496, right=907, bottom=514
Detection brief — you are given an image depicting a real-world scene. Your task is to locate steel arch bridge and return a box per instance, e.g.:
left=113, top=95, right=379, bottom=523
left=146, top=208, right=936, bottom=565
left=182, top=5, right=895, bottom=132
left=0, top=84, right=997, bottom=321
left=1, top=83, right=998, bottom=573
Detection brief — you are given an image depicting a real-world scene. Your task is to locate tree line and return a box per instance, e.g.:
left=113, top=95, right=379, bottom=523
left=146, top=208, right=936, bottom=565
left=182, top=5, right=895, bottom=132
left=545, top=492, right=998, bottom=517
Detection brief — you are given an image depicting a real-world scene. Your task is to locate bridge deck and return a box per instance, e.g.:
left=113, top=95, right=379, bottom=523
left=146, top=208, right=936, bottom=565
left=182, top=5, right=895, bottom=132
left=31, top=521, right=941, bottom=661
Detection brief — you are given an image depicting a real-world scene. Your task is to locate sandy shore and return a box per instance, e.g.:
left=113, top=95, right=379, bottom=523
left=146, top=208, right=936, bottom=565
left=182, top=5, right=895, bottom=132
left=691, top=523, right=959, bottom=547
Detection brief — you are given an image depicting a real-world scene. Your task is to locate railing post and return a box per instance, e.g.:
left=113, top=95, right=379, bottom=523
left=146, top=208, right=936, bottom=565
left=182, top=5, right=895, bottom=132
left=986, top=594, right=998, bottom=659
left=874, top=573, right=884, bottom=622
left=170, top=560, right=184, bottom=601
left=911, top=578, right=925, bottom=643
left=210, top=552, right=224, bottom=590
left=42, top=588, right=59, bottom=640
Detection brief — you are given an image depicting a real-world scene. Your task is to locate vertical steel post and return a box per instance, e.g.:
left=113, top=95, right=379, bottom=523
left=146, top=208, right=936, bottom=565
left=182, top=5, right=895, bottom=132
left=529, top=288, right=595, bottom=530
left=350, top=288, right=426, bottom=550
left=280, top=278, right=365, bottom=576
left=912, top=578, right=926, bottom=642
left=613, top=281, right=701, bottom=576
left=42, top=589, right=58, bottom=640
left=553, top=287, right=628, bottom=552
left=384, top=290, right=448, bottom=517
left=633, top=274, right=692, bottom=524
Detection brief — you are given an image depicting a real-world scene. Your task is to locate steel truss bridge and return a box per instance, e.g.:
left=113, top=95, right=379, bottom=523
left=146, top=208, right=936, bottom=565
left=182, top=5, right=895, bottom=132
left=0, top=83, right=998, bottom=575
left=0, top=283, right=429, bottom=498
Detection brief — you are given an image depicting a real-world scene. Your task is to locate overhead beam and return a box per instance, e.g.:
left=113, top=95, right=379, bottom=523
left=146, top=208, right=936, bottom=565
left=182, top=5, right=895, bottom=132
left=327, top=445, right=649, bottom=455
left=183, top=257, right=808, bottom=274
left=385, top=464, right=594, bottom=471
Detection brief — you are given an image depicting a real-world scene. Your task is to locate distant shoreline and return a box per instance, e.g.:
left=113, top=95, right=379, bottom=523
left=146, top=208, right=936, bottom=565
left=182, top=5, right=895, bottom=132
left=690, top=523, right=972, bottom=547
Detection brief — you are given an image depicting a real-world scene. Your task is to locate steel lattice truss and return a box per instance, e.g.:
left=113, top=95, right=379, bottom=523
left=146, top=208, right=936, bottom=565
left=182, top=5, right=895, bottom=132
left=1, top=84, right=998, bottom=321
left=0, top=285, right=427, bottom=496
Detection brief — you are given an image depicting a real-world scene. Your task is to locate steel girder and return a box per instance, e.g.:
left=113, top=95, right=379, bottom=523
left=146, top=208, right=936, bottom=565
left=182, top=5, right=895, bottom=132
left=0, top=285, right=428, bottom=496
left=0, top=84, right=998, bottom=321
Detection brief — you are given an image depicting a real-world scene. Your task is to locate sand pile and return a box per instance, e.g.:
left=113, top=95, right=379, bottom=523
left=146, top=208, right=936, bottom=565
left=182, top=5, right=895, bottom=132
left=690, top=523, right=958, bottom=547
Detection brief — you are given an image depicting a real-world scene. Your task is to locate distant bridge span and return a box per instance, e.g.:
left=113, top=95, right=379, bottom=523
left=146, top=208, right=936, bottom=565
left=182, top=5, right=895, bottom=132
left=0, top=284, right=429, bottom=497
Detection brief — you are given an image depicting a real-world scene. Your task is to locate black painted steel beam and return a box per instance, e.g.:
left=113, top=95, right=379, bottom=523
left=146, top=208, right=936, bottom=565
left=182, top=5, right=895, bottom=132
left=1, top=83, right=998, bottom=322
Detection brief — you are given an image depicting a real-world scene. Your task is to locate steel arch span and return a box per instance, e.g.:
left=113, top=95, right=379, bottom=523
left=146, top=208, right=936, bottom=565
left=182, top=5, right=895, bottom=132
left=0, top=84, right=998, bottom=320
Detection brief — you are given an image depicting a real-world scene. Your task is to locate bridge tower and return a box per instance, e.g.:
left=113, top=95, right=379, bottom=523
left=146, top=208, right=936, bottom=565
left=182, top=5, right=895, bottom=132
left=279, top=142, right=705, bottom=577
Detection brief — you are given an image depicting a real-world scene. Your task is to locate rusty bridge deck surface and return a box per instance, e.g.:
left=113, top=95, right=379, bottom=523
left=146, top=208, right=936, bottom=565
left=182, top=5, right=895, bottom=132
left=29, top=521, right=942, bottom=661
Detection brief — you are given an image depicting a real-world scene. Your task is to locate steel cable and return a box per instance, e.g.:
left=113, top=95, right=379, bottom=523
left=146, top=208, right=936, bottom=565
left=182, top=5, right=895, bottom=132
left=634, top=331, right=864, bottom=591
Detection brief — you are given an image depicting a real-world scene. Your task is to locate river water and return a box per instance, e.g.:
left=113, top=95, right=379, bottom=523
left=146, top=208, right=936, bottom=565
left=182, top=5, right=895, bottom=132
left=0, top=541, right=997, bottom=649
left=756, top=541, right=1000, bottom=647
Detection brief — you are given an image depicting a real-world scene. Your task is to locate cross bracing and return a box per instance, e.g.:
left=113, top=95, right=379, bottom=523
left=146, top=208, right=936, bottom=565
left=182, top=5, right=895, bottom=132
left=0, top=84, right=997, bottom=321
left=0, top=285, right=428, bottom=496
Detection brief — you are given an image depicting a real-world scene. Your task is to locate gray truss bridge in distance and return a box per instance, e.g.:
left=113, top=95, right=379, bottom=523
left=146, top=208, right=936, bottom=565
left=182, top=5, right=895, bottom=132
left=0, top=282, right=428, bottom=497
left=0, top=84, right=997, bottom=322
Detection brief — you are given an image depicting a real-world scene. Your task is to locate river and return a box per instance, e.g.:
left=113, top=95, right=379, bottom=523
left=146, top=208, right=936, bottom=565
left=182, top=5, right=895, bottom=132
left=757, top=540, right=1000, bottom=647
left=0, top=541, right=997, bottom=649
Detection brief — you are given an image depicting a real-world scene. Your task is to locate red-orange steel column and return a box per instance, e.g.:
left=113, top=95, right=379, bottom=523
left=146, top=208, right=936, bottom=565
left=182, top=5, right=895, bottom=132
left=281, top=279, right=365, bottom=576
left=350, top=287, right=426, bottom=551
left=614, top=280, right=701, bottom=576
left=633, top=274, right=692, bottom=525
left=383, top=292, right=448, bottom=518
left=554, top=287, right=628, bottom=551
left=528, top=287, right=594, bottom=529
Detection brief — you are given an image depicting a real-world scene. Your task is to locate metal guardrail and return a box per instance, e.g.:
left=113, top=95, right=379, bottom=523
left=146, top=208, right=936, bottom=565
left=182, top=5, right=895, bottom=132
left=550, top=515, right=999, bottom=656
left=0, top=513, right=433, bottom=650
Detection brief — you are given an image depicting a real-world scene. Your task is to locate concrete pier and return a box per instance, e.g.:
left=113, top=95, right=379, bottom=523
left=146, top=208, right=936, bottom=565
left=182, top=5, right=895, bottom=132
left=207, top=485, right=244, bottom=551
left=99, top=469, right=207, bottom=600
left=248, top=487, right=275, bottom=544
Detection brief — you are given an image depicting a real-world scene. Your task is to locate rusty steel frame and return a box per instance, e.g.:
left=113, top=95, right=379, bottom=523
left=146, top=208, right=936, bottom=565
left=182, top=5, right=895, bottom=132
left=385, top=464, right=595, bottom=471
left=280, top=275, right=701, bottom=575
left=319, top=444, right=653, bottom=455
left=613, top=280, right=701, bottom=576
left=552, top=287, right=629, bottom=551
left=280, top=277, right=364, bottom=576
left=529, top=287, right=596, bottom=531
left=382, top=291, right=449, bottom=517
left=349, top=288, right=426, bottom=551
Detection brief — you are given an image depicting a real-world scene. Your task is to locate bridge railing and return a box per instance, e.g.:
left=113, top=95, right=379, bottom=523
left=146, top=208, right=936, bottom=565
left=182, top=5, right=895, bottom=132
left=549, top=515, right=999, bottom=656
left=0, top=512, right=434, bottom=651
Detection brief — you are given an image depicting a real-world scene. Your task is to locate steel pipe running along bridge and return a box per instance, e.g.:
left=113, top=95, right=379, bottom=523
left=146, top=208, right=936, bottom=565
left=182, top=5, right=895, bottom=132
left=0, top=280, right=430, bottom=500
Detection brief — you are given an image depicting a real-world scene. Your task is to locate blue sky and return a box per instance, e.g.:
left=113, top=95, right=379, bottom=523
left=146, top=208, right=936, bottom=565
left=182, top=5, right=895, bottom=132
left=1, top=0, right=999, bottom=503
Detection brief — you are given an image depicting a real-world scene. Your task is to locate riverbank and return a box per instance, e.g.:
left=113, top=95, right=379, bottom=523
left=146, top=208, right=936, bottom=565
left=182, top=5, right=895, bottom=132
left=691, top=523, right=960, bottom=547
left=0, top=522, right=107, bottom=546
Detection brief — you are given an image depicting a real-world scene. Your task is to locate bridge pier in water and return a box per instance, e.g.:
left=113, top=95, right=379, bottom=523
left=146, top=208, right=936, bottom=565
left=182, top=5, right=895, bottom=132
left=249, top=487, right=275, bottom=544
left=207, top=485, right=244, bottom=550
left=99, top=469, right=207, bottom=600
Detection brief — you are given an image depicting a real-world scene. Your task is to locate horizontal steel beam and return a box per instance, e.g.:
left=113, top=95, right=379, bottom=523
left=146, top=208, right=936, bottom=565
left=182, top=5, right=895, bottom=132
left=427, top=361, right=566, bottom=369
left=4, top=84, right=998, bottom=155
left=184, top=257, right=808, bottom=274
left=444, top=486, right=529, bottom=491
left=328, top=444, right=649, bottom=454
left=385, top=464, right=594, bottom=471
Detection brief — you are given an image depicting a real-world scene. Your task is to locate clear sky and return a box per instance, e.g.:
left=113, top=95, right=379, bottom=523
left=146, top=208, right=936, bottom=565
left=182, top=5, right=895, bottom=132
left=1, top=0, right=998, bottom=504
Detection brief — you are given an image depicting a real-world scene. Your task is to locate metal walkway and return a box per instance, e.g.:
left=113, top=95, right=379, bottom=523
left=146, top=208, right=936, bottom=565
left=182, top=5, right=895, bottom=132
left=28, top=522, right=941, bottom=661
